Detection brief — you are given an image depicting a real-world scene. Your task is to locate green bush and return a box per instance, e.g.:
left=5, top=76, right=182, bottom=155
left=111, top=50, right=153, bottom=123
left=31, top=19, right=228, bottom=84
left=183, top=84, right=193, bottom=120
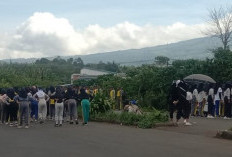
left=90, top=110, right=168, bottom=129
left=137, top=116, right=154, bottom=128
left=119, top=112, right=141, bottom=125
left=90, top=93, right=112, bottom=114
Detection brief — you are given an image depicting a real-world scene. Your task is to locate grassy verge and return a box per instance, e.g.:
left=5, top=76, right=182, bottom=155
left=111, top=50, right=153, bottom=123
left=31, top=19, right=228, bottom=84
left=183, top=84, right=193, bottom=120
left=90, top=110, right=169, bottom=129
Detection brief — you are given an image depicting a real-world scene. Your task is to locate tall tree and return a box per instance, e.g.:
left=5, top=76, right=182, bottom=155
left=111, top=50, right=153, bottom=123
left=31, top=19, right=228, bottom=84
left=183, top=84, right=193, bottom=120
left=155, top=56, right=170, bottom=66
left=206, top=6, right=232, bottom=50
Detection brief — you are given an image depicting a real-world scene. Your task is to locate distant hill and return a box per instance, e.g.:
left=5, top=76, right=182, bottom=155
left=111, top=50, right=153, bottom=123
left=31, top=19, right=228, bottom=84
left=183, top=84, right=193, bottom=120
left=1, top=36, right=223, bottom=66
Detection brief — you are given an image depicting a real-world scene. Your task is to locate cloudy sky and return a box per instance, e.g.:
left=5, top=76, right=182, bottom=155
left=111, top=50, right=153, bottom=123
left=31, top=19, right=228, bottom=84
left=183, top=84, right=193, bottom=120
left=0, top=0, right=231, bottom=60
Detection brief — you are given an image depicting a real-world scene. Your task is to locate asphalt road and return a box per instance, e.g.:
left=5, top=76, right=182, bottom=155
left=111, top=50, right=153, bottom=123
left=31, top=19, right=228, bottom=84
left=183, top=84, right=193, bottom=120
left=0, top=117, right=232, bottom=157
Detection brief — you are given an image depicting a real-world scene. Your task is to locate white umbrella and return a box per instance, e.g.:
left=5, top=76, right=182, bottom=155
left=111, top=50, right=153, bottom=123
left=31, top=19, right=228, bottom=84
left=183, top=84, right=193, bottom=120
left=184, top=74, right=216, bottom=83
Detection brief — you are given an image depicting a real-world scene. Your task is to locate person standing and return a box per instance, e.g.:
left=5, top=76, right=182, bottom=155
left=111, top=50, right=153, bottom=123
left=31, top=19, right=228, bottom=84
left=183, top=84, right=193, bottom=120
left=173, top=80, right=189, bottom=125
left=30, top=86, right=38, bottom=121
left=191, top=85, right=198, bottom=116
left=66, top=86, right=79, bottom=125
left=48, top=86, right=56, bottom=120
left=224, top=83, right=231, bottom=119
left=33, top=88, right=50, bottom=124
left=79, top=88, right=92, bottom=125
left=6, top=88, right=18, bottom=127
left=214, top=84, right=223, bottom=117
left=207, top=84, right=215, bottom=118
left=184, top=88, right=192, bottom=125
left=168, top=81, right=178, bottom=122
left=0, top=89, right=9, bottom=124
left=14, top=88, right=30, bottom=128
left=54, top=87, right=64, bottom=127
left=110, top=88, right=116, bottom=110
left=197, top=83, right=205, bottom=117
left=116, top=88, right=123, bottom=110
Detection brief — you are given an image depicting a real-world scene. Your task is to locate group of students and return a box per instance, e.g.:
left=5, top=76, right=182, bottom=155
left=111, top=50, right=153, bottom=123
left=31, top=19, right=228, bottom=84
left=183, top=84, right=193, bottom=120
left=0, top=85, right=92, bottom=128
left=169, top=80, right=232, bottom=126
left=109, top=87, right=127, bottom=110
left=190, top=83, right=232, bottom=119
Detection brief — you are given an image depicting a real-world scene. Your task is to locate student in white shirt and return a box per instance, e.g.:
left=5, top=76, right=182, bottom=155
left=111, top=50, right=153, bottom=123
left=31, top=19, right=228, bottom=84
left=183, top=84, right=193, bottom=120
left=214, top=84, right=222, bottom=117
left=191, top=85, right=198, bottom=116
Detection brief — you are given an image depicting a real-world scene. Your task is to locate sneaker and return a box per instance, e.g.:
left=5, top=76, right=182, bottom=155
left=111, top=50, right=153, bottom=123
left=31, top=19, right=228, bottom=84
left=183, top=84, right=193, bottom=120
left=185, top=122, right=192, bottom=126
left=25, top=125, right=29, bottom=129
left=17, top=125, right=23, bottom=129
left=175, top=121, right=181, bottom=125
left=75, top=121, right=79, bottom=125
left=82, top=122, right=87, bottom=126
left=224, top=117, right=231, bottom=120
left=183, top=119, right=187, bottom=123
left=9, top=123, right=14, bottom=127
left=59, top=124, right=62, bottom=127
left=5, top=122, right=9, bottom=125
left=55, top=124, right=59, bottom=127
left=69, top=121, right=74, bottom=124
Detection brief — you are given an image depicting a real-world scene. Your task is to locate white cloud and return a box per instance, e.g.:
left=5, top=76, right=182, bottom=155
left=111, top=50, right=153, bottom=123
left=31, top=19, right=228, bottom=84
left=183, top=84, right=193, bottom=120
left=0, top=12, right=208, bottom=60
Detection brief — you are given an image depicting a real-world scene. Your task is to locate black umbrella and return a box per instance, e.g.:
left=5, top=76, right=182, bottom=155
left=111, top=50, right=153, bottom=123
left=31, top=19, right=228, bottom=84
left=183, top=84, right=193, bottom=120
left=183, top=74, right=216, bottom=84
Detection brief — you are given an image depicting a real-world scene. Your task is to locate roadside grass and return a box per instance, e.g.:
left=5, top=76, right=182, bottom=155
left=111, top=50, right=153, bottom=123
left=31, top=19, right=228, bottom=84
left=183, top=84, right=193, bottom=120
left=90, top=110, right=169, bottom=129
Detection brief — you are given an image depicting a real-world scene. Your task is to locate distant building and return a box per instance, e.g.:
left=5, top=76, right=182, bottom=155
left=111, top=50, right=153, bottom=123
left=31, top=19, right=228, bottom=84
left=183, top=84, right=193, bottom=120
left=80, top=68, right=112, bottom=76
left=71, top=68, right=114, bottom=84
left=71, top=74, right=81, bottom=84
left=114, top=73, right=127, bottom=79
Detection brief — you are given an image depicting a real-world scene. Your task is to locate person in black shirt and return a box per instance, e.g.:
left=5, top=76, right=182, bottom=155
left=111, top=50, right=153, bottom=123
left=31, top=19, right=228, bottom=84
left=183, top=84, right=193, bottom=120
left=66, top=86, right=79, bottom=124
left=173, top=80, right=188, bottom=124
left=54, top=87, right=64, bottom=127
left=168, top=81, right=178, bottom=122
left=6, top=88, right=18, bottom=127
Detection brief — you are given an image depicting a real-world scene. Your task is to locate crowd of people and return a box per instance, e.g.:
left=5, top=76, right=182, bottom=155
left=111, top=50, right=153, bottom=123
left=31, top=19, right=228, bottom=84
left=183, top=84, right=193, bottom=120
left=0, top=85, right=93, bottom=128
left=169, top=80, right=232, bottom=126
left=2, top=80, right=229, bottom=129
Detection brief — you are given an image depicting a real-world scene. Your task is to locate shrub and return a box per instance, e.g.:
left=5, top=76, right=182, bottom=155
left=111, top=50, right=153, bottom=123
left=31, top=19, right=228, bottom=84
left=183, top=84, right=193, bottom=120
left=90, top=109, right=168, bottom=129
left=90, top=93, right=112, bottom=114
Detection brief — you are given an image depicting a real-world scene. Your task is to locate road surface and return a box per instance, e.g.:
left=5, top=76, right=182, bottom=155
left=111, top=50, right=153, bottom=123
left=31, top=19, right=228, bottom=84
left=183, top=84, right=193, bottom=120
left=0, top=117, right=231, bottom=157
